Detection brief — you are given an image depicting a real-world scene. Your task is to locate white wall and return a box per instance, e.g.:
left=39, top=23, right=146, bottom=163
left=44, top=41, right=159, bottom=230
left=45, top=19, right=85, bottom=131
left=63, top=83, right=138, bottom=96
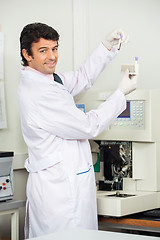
left=0, top=0, right=160, bottom=238
left=0, top=0, right=73, bottom=153
left=0, top=0, right=73, bottom=238
left=87, top=0, right=160, bottom=91
left=1, top=0, right=160, bottom=154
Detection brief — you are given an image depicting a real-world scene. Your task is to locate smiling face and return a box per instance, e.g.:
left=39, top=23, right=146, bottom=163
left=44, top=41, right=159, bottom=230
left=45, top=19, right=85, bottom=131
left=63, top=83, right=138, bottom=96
left=22, top=38, right=59, bottom=74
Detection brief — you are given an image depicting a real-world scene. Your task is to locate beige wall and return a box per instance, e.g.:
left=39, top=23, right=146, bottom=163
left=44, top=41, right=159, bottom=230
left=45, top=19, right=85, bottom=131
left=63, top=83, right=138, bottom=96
left=0, top=0, right=160, bottom=238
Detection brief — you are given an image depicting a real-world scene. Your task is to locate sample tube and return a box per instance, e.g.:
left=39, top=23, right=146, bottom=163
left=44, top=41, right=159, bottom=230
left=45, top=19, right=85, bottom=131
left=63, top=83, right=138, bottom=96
left=134, top=56, right=139, bottom=74
left=117, top=34, right=123, bottom=50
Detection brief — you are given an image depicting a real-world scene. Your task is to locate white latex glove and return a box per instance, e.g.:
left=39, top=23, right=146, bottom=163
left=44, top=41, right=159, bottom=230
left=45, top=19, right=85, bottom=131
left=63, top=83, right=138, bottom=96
left=118, top=69, right=137, bottom=95
left=102, top=28, right=129, bottom=50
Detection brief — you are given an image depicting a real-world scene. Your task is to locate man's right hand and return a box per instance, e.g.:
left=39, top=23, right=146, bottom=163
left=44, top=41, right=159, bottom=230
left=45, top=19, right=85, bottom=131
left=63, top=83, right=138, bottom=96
left=102, top=28, right=129, bottom=50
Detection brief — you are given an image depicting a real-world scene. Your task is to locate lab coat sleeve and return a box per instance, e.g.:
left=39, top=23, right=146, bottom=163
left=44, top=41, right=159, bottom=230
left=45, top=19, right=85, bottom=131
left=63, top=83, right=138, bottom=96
left=58, top=43, right=117, bottom=96
left=35, top=89, right=126, bottom=140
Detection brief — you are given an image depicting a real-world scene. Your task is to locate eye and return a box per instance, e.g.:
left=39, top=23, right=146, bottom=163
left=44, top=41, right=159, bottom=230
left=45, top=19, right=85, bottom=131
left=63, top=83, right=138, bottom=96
left=40, top=49, right=46, bottom=53
left=52, top=47, right=58, bottom=51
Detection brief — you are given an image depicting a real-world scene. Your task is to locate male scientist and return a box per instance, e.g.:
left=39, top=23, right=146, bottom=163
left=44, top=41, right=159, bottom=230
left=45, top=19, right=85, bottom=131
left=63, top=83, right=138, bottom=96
left=18, top=22, right=137, bottom=238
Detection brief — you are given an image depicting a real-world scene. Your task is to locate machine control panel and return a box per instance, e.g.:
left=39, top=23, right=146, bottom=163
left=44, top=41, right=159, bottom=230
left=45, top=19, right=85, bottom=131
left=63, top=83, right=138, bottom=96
left=0, top=176, right=13, bottom=200
left=110, top=100, right=145, bottom=129
left=0, top=151, right=14, bottom=201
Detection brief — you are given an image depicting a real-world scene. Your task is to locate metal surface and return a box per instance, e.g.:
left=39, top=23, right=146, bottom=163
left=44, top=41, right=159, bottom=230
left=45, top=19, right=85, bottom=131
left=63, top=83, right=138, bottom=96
left=0, top=152, right=14, bottom=201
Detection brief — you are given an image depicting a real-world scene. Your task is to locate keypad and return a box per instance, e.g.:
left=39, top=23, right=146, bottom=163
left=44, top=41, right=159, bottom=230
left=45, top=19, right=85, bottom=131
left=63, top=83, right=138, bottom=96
left=111, top=101, right=144, bottom=129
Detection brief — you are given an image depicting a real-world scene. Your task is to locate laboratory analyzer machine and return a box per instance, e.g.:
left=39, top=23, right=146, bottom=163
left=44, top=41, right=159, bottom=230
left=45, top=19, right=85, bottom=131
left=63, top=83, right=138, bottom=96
left=76, top=89, right=160, bottom=217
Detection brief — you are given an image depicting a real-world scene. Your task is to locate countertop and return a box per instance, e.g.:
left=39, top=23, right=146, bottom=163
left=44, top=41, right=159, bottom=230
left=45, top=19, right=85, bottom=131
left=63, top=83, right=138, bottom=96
left=29, top=229, right=160, bottom=240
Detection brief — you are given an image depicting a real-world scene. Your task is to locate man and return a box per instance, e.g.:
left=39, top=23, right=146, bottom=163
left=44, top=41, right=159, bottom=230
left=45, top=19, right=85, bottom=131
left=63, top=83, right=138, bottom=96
left=18, top=22, right=137, bottom=238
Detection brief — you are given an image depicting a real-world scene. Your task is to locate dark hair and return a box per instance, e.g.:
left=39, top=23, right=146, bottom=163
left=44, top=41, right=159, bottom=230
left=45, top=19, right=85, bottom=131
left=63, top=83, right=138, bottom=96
left=20, top=22, right=60, bottom=66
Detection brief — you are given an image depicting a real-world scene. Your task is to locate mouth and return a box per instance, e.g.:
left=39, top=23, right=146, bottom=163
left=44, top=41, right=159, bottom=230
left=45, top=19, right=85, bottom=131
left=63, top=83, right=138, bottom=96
left=45, top=61, right=56, bottom=68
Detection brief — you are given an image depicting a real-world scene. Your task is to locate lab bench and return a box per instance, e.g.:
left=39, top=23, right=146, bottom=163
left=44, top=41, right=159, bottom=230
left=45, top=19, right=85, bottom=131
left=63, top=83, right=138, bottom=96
left=29, top=229, right=159, bottom=240
left=0, top=200, right=26, bottom=240
left=98, top=212, right=160, bottom=238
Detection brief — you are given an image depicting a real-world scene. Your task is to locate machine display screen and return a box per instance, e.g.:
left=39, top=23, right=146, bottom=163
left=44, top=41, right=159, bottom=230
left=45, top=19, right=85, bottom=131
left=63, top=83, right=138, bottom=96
left=118, top=101, right=130, bottom=118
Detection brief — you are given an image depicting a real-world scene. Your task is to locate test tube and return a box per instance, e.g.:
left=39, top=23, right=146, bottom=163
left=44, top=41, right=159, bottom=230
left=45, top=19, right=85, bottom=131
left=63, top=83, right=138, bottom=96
left=135, top=56, right=139, bottom=74
left=117, top=34, right=123, bottom=50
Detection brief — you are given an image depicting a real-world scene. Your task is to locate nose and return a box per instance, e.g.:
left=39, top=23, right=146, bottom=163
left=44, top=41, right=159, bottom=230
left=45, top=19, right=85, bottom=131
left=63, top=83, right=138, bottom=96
left=47, top=49, right=56, bottom=60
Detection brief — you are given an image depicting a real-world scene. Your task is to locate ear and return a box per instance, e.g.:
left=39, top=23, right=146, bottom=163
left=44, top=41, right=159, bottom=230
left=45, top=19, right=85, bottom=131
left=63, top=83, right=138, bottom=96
left=22, top=49, right=32, bottom=62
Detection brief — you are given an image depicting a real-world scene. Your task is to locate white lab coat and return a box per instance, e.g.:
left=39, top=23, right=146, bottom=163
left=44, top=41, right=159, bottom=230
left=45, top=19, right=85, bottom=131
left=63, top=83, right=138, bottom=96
left=18, top=43, right=126, bottom=238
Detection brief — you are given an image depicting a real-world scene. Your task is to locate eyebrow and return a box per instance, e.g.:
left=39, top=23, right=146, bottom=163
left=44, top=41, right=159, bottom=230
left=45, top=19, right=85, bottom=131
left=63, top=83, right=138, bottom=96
left=38, top=44, right=59, bottom=51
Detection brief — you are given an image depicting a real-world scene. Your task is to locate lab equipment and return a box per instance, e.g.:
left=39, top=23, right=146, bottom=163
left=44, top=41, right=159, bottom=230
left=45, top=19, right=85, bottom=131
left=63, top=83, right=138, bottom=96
left=117, top=34, right=123, bottom=50
left=75, top=89, right=160, bottom=217
left=121, top=56, right=139, bottom=75
left=0, top=151, right=14, bottom=201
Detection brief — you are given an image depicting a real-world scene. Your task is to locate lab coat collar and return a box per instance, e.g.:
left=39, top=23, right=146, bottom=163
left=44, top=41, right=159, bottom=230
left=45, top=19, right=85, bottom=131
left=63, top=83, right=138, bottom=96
left=21, top=68, right=66, bottom=90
